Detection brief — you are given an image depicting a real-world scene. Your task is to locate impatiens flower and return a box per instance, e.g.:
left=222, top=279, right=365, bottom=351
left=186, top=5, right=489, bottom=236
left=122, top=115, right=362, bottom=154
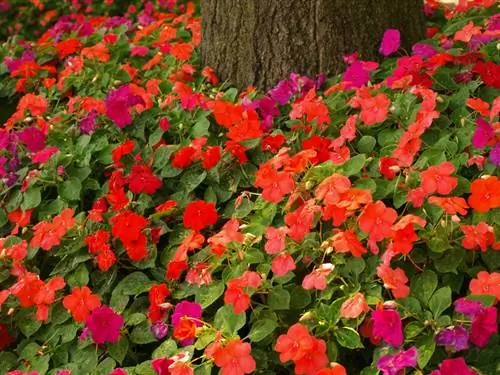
left=472, top=118, right=495, bottom=149
left=490, top=143, right=500, bottom=166
left=148, top=284, right=171, bottom=323
left=85, top=306, right=124, bottom=344
left=420, top=162, right=457, bottom=195
left=377, top=265, right=410, bottom=299
left=264, top=227, right=288, bottom=254
left=128, top=164, right=163, bottom=195
left=152, top=358, right=174, bottom=375
left=435, top=326, right=469, bottom=352
left=470, top=306, right=498, bottom=347
left=379, top=29, right=401, bottom=56
left=255, top=163, right=295, bottom=203
left=468, top=176, right=500, bottom=212
left=0, top=323, right=15, bottom=350
left=377, top=346, right=418, bottom=375
left=432, top=357, right=477, bottom=375
left=171, top=301, right=202, bottom=327
left=63, top=286, right=101, bottom=323
left=208, top=339, right=256, bottom=375
left=79, top=110, right=98, bottom=134
left=302, top=264, right=334, bottom=291
left=315, top=363, right=347, bottom=375
left=151, top=321, right=169, bottom=340
left=108, top=369, right=127, bottom=375
left=371, top=307, right=404, bottom=347
left=454, top=298, right=484, bottom=318
left=183, top=200, right=218, bottom=231
left=470, top=271, right=500, bottom=303
left=461, top=222, right=495, bottom=251
left=358, top=201, right=397, bottom=245
left=105, top=85, right=145, bottom=128
left=340, top=292, right=369, bottom=319
left=18, top=127, right=46, bottom=152
left=271, top=252, right=296, bottom=277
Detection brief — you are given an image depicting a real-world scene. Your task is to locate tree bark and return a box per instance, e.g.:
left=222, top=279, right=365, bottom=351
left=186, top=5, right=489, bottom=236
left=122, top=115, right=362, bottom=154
left=201, top=0, right=426, bottom=91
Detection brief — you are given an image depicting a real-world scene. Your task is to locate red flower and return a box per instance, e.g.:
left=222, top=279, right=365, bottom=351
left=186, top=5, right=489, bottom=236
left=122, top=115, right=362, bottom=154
left=0, top=324, right=15, bottom=350
left=7, top=208, right=32, bottom=235
left=85, top=230, right=110, bottom=254
left=148, top=284, right=171, bottom=323
left=166, top=260, right=188, bottom=281
left=379, top=157, right=400, bottom=180
left=123, top=232, right=149, bottom=261
left=173, top=317, right=197, bottom=342
left=358, top=201, right=397, bottom=244
left=470, top=271, right=500, bottom=303
left=128, top=164, right=163, bottom=195
left=472, top=61, right=500, bottom=88
left=377, top=264, right=410, bottom=299
left=261, top=134, right=285, bottom=153
left=255, top=163, right=295, bottom=203
left=96, top=247, right=117, bottom=272
left=285, top=201, right=321, bottom=243
left=331, top=230, right=367, bottom=257
left=468, top=176, right=500, bottom=213
left=62, top=286, right=101, bottom=323
left=110, top=210, right=149, bottom=244
left=420, top=162, right=457, bottom=195
left=183, top=200, right=218, bottom=232
left=224, top=285, right=251, bottom=314
left=208, top=339, right=256, bottom=375
left=271, top=252, right=296, bottom=277
left=461, top=222, right=495, bottom=251
left=172, top=146, right=197, bottom=168
left=201, top=146, right=221, bottom=170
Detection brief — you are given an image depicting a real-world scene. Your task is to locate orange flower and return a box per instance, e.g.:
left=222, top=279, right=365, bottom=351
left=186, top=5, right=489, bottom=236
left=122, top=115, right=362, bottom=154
left=466, top=98, right=490, bottom=117
left=171, top=42, right=194, bottom=61
left=7, top=208, right=32, bottom=235
left=358, top=201, right=397, bottom=243
left=62, top=286, right=101, bottom=322
left=173, top=317, right=198, bottom=342
left=377, top=264, right=410, bottom=299
left=331, top=230, right=367, bottom=257
left=469, top=272, right=500, bottom=303
left=315, top=174, right=351, bottom=205
left=81, top=43, right=110, bottom=62
left=420, top=161, right=457, bottom=195
left=316, top=363, right=347, bottom=375
left=461, top=222, right=495, bottom=251
left=18, top=93, right=48, bottom=116
left=428, top=196, right=469, bottom=215
left=340, top=292, right=370, bottom=319
left=208, top=339, right=256, bottom=375
left=468, top=176, right=500, bottom=213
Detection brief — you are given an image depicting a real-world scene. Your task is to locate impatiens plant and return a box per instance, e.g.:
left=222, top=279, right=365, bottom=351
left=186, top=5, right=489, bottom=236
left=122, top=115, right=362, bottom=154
left=0, top=0, right=499, bottom=374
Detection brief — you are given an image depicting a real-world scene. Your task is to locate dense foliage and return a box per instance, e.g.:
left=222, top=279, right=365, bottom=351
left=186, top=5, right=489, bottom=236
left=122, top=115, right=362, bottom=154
left=0, top=1, right=499, bottom=374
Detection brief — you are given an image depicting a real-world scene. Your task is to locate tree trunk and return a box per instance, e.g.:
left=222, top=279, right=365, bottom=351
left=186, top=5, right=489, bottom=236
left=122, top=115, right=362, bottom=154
left=201, top=0, right=426, bottom=91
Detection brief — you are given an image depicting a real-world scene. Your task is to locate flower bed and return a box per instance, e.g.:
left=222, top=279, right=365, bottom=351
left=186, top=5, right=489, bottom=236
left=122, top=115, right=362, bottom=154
left=0, top=1, right=499, bottom=375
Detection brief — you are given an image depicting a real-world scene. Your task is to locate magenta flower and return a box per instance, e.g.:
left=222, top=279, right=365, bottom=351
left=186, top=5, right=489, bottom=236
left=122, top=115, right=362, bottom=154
left=56, top=371, right=71, bottom=375
left=343, top=61, right=370, bottom=89
left=105, top=85, right=145, bottom=128
left=108, top=369, right=127, bottom=375
left=470, top=306, right=498, bottom=347
left=435, top=326, right=469, bottom=352
left=17, top=127, right=46, bottom=152
left=490, top=143, right=500, bottom=166
left=377, top=346, right=418, bottom=375
left=372, top=308, right=403, bottom=347
left=472, top=118, right=495, bottom=149
left=131, top=46, right=149, bottom=57
left=85, top=306, right=124, bottom=345
left=152, top=358, right=174, bottom=375
left=171, top=301, right=202, bottom=346
left=379, top=29, right=401, bottom=56
left=432, top=357, right=477, bottom=375
left=454, top=298, right=484, bottom=318
left=150, top=320, right=169, bottom=340
left=412, top=43, right=437, bottom=59
left=268, top=80, right=294, bottom=105
left=79, top=110, right=98, bottom=135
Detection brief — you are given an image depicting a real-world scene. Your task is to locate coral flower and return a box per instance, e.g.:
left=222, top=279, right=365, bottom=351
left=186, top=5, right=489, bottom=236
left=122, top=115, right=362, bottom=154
left=63, top=286, right=101, bottom=323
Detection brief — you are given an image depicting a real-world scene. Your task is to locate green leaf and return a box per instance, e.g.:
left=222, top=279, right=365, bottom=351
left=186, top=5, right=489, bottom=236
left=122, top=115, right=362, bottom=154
left=334, top=327, right=363, bottom=349
left=357, top=136, right=376, bottom=154
left=153, top=339, right=177, bottom=359
left=180, top=169, right=207, bottom=193
left=404, top=321, right=425, bottom=339
left=214, top=305, right=246, bottom=335
left=16, top=310, right=42, bottom=337
left=417, top=335, right=436, bottom=368
left=59, top=178, right=82, bottom=201
left=191, top=117, right=210, bottom=137
left=97, top=358, right=117, bottom=375
left=195, top=281, right=224, bottom=308
left=135, top=361, right=156, bottom=375
left=21, top=186, right=41, bottom=210
left=0, top=352, right=17, bottom=372
left=130, top=322, right=156, bottom=344
left=110, top=272, right=154, bottom=311
left=411, top=270, right=438, bottom=306
left=109, top=338, right=129, bottom=364
left=249, top=319, right=278, bottom=342
left=342, top=154, right=366, bottom=176
left=429, top=287, right=452, bottom=319
left=268, top=287, right=290, bottom=310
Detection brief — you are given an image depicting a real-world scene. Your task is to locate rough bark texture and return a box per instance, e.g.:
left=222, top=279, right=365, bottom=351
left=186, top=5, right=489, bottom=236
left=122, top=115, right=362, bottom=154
left=201, top=0, right=426, bottom=90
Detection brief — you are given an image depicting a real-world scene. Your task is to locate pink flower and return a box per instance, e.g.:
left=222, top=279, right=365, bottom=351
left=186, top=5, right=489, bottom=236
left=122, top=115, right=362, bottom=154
left=152, top=358, right=174, bottom=375
left=371, top=308, right=403, bottom=347
left=105, top=85, right=145, bottom=128
left=131, top=46, right=149, bottom=57
left=472, top=118, right=495, bottom=149
left=470, top=306, right=498, bottom=347
left=108, top=370, right=127, bottom=375
left=85, top=306, right=124, bottom=344
left=17, top=127, right=46, bottom=152
left=379, top=29, right=401, bottom=56
left=377, top=346, right=418, bottom=375
left=302, top=264, right=333, bottom=291
left=271, top=252, right=296, bottom=277
left=432, top=357, right=477, bottom=375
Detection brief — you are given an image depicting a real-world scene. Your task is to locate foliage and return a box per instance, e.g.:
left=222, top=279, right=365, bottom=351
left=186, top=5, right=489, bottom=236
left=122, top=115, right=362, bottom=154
left=0, top=1, right=499, bottom=375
